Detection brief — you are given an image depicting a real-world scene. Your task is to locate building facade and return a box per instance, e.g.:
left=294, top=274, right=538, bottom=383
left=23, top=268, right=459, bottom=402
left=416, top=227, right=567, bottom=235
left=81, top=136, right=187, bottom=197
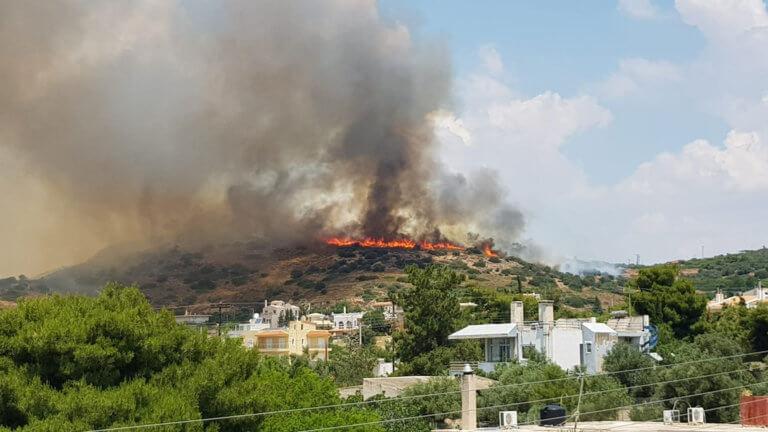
left=262, top=300, right=301, bottom=328
left=241, top=320, right=331, bottom=361
left=707, top=283, right=768, bottom=311
left=332, top=307, right=364, bottom=330
left=227, top=313, right=270, bottom=338
left=450, top=300, right=651, bottom=374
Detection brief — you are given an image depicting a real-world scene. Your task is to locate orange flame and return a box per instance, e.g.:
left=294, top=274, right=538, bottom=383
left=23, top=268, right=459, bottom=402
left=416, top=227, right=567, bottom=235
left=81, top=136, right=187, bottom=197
left=482, top=243, right=499, bottom=258
left=325, top=237, right=464, bottom=251
left=419, top=241, right=464, bottom=251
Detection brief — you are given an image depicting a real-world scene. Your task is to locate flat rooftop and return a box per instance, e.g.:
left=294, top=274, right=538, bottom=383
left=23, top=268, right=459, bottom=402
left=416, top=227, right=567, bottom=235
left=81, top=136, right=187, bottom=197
left=435, top=421, right=768, bottom=431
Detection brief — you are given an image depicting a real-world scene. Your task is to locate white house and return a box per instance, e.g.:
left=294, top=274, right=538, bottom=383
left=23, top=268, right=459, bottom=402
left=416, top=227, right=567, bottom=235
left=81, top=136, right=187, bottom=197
left=262, top=300, right=301, bottom=328
left=449, top=323, right=523, bottom=372
left=707, top=283, right=768, bottom=311
left=580, top=322, right=618, bottom=374
left=227, top=313, right=269, bottom=338
left=332, top=306, right=364, bottom=330
left=175, top=310, right=211, bottom=325
left=449, top=300, right=651, bottom=374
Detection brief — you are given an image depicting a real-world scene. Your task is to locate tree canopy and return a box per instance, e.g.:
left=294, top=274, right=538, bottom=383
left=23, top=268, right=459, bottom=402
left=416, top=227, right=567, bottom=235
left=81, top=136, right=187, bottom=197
left=394, top=265, right=463, bottom=365
left=630, top=265, right=707, bottom=339
left=0, top=284, right=381, bottom=431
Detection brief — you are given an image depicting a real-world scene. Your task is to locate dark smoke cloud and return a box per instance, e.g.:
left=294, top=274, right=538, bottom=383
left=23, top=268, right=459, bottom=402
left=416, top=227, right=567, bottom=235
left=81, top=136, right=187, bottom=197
left=0, top=0, right=525, bottom=275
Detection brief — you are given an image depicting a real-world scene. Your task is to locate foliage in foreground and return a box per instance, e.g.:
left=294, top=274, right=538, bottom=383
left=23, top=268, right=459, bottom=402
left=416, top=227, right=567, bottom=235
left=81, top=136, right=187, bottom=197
left=0, top=284, right=381, bottom=431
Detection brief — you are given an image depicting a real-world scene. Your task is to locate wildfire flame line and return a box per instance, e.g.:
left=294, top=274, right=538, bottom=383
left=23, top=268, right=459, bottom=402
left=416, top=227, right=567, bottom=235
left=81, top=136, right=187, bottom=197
left=325, top=237, right=464, bottom=251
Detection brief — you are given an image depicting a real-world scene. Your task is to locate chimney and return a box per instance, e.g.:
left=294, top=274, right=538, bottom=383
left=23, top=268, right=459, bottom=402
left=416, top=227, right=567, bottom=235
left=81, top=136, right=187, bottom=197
left=460, top=364, right=477, bottom=430
left=538, top=300, right=554, bottom=325
left=510, top=301, right=524, bottom=325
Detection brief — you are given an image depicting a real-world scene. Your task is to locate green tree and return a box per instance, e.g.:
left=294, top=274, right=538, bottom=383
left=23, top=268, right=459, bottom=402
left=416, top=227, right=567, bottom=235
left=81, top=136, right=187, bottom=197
left=361, top=310, right=391, bottom=346
left=325, top=345, right=378, bottom=387
left=480, top=359, right=630, bottom=424
left=602, top=343, right=655, bottom=398
left=630, top=265, right=707, bottom=338
left=394, top=265, right=464, bottom=366
left=747, top=304, right=768, bottom=355
left=649, top=336, right=755, bottom=423
left=0, top=284, right=382, bottom=431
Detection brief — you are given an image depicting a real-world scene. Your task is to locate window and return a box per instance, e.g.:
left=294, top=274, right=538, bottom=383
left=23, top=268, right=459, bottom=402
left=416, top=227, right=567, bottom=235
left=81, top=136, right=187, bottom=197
left=487, top=338, right=511, bottom=362
left=585, top=342, right=593, bottom=354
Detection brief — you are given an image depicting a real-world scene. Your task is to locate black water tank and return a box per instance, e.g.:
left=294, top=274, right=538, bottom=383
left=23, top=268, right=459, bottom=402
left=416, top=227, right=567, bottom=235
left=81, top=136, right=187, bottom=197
left=540, top=404, right=567, bottom=426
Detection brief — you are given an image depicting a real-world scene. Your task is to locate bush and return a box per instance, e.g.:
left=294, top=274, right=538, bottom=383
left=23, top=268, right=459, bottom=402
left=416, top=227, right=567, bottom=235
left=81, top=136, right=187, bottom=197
left=371, top=262, right=386, bottom=272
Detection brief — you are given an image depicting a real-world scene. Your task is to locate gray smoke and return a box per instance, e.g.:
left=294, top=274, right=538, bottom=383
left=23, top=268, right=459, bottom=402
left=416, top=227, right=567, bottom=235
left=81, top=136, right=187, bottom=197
left=0, top=0, right=525, bottom=275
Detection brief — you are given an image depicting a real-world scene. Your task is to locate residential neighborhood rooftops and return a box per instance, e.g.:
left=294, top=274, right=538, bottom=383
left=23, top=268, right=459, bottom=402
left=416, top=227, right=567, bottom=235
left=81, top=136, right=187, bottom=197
left=448, top=323, right=517, bottom=340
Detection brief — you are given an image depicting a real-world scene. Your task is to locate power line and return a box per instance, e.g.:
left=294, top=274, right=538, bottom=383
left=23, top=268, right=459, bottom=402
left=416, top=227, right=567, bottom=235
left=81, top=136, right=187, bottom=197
left=81, top=350, right=767, bottom=432
left=299, top=379, right=768, bottom=432
left=512, top=380, right=768, bottom=429
left=599, top=397, right=768, bottom=431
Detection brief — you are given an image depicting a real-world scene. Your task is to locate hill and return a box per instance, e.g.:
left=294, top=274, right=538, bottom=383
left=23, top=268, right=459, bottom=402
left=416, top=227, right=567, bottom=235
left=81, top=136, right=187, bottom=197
left=669, top=247, right=768, bottom=295
left=0, top=242, right=627, bottom=315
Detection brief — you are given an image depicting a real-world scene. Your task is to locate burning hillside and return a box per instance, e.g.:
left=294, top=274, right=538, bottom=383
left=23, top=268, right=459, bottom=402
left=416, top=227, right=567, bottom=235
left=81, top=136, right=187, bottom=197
left=6, top=239, right=623, bottom=317
left=324, top=237, right=499, bottom=257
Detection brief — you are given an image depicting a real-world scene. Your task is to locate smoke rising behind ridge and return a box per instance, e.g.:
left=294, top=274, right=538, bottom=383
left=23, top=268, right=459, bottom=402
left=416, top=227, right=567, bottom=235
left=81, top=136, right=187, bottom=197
left=0, top=0, right=525, bottom=276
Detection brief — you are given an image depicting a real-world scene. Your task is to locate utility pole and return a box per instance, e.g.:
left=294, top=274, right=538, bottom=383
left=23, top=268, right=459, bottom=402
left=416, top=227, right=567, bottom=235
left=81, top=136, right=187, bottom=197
left=573, top=372, right=585, bottom=431
left=217, top=303, right=223, bottom=337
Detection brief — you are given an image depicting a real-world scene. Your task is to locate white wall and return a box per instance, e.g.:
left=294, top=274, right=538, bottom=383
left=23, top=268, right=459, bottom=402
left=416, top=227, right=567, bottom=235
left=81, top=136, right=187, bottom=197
left=551, top=327, right=582, bottom=371
left=581, top=328, right=617, bottom=374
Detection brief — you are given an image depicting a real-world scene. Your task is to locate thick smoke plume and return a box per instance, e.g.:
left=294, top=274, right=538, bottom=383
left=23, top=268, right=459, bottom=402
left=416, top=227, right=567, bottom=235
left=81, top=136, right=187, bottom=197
left=0, top=0, right=525, bottom=276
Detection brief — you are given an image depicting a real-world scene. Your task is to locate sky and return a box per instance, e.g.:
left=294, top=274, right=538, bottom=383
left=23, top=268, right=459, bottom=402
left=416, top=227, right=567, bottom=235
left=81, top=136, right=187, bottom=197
left=2, top=0, right=768, bottom=277
left=381, top=0, right=768, bottom=265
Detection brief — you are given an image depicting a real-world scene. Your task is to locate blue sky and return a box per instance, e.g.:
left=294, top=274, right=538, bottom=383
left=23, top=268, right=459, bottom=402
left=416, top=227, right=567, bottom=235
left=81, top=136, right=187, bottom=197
left=382, top=0, right=768, bottom=264
left=382, top=0, right=724, bottom=184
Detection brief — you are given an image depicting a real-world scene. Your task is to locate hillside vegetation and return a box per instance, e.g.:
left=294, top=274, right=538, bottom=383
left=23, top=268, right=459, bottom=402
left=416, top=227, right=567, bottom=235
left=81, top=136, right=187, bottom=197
left=0, top=242, right=627, bottom=315
left=672, top=247, right=768, bottom=294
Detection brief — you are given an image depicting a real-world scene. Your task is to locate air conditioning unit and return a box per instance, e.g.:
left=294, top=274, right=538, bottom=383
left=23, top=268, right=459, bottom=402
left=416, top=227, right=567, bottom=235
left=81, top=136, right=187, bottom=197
left=688, top=407, right=705, bottom=425
left=663, top=409, right=680, bottom=424
left=499, top=410, right=518, bottom=429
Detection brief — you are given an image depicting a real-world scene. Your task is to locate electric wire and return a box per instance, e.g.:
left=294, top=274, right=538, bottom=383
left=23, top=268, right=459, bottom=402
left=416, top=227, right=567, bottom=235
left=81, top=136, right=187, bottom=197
left=297, top=379, right=768, bottom=432
left=82, top=351, right=767, bottom=432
